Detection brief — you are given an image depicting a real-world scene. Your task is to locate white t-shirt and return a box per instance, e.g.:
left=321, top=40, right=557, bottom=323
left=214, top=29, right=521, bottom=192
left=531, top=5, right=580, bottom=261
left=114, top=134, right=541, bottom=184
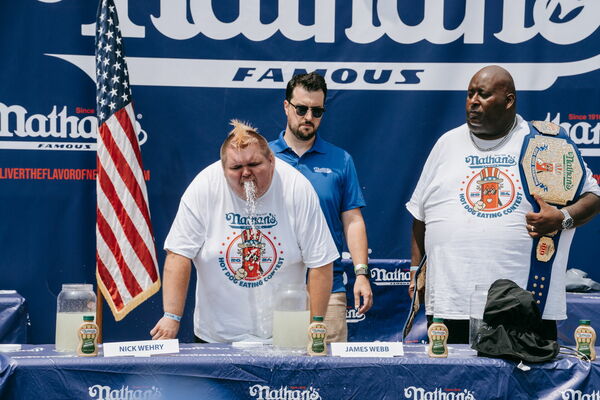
left=406, top=115, right=600, bottom=320
left=165, top=159, right=339, bottom=343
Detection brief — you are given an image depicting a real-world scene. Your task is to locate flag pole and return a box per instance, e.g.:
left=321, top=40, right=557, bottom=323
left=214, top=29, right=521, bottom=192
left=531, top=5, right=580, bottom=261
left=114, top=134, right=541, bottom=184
left=96, top=286, right=104, bottom=344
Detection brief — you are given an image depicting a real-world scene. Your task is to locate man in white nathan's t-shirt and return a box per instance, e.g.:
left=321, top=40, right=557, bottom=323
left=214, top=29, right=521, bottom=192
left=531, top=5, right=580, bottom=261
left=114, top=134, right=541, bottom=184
left=406, top=65, right=600, bottom=344
left=150, top=120, right=338, bottom=343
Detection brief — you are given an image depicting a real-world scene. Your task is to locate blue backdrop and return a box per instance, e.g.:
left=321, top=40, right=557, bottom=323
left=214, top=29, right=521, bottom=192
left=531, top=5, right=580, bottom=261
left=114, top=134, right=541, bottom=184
left=1, top=0, right=599, bottom=344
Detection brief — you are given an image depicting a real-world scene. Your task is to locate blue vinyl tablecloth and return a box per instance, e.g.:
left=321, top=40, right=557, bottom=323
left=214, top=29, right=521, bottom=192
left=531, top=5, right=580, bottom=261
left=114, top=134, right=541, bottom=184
left=0, top=292, right=27, bottom=344
left=0, top=343, right=598, bottom=400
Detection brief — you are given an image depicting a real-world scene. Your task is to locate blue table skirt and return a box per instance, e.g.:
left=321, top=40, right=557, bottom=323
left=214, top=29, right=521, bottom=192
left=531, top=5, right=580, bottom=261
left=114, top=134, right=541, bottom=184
left=0, top=343, right=598, bottom=399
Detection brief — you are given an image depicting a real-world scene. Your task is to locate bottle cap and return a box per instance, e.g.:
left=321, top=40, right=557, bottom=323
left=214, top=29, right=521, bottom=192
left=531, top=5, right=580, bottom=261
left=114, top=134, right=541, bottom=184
left=312, top=316, right=324, bottom=322
left=83, top=315, right=94, bottom=322
left=432, top=317, right=444, bottom=323
left=579, top=319, right=591, bottom=325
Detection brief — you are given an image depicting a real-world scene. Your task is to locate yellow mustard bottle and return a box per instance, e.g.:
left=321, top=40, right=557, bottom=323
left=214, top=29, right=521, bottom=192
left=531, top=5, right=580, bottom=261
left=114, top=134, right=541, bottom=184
left=428, top=317, right=449, bottom=358
left=77, top=315, right=99, bottom=357
left=307, top=316, right=327, bottom=356
left=574, top=319, right=596, bottom=361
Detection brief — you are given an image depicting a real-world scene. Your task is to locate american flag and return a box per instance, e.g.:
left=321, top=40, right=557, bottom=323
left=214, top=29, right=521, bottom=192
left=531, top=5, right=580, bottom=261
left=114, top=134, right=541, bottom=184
left=95, top=0, right=160, bottom=321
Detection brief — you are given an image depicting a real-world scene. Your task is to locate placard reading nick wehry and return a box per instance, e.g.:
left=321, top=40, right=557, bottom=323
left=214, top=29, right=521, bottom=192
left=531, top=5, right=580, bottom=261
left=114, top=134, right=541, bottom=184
left=0, top=1, right=599, bottom=345
left=103, top=339, right=179, bottom=357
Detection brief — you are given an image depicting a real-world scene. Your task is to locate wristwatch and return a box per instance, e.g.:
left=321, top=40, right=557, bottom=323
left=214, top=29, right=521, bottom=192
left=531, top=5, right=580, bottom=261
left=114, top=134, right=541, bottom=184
left=560, top=208, right=574, bottom=230
left=354, top=264, right=369, bottom=277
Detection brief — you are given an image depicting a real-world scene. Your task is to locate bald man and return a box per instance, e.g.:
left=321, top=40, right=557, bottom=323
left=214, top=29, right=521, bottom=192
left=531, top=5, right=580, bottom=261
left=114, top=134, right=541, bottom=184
left=406, top=66, right=600, bottom=344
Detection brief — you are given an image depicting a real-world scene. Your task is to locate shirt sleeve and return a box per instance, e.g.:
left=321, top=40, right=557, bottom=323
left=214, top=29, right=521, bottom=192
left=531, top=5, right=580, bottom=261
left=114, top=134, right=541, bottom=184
left=292, top=174, right=340, bottom=269
left=164, top=176, right=207, bottom=259
left=581, top=159, right=600, bottom=197
left=405, top=140, right=443, bottom=222
left=341, top=153, right=366, bottom=212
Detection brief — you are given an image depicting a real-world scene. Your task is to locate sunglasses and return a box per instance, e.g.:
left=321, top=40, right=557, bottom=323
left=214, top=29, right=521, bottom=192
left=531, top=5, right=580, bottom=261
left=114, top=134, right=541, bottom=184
left=288, top=101, right=326, bottom=118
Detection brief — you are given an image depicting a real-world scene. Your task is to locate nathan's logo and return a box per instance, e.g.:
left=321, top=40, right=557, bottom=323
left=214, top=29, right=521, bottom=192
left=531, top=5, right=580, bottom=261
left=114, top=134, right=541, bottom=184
left=226, top=212, right=278, bottom=229
left=219, top=228, right=283, bottom=288
left=563, top=152, right=575, bottom=190
left=546, top=112, right=600, bottom=157
left=0, top=102, right=147, bottom=151
left=464, top=154, right=517, bottom=168
left=370, top=267, right=410, bottom=286
left=42, top=1, right=600, bottom=91
left=404, top=386, right=476, bottom=400
left=313, top=167, right=332, bottom=174
left=561, top=389, right=600, bottom=399
left=88, top=385, right=161, bottom=400
left=66, top=0, right=599, bottom=45
left=346, top=307, right=366, bottom=323
left=249, top=384, right=321, bottom=400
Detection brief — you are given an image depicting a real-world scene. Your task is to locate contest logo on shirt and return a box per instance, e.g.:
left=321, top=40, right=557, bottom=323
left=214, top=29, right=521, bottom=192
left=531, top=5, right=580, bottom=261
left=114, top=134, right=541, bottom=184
left=218, top=212, right=284, bottom=288
left=459, top=156, right=524, bottom=218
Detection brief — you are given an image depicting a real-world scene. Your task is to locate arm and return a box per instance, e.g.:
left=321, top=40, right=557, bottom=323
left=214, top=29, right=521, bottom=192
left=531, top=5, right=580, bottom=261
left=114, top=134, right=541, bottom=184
left=307, top=263, right=333, bottom=319
left=525, top=193, right=600, bottom=238
left=342, top=208, right=373, bottom=314
left=409, top=218, right=426, bottom=299
left=150, top=251, right=192, bottom=340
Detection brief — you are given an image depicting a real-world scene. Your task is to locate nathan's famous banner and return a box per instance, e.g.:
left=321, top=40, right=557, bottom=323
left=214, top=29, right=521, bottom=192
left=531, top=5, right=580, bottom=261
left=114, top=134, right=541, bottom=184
left=1, top=1, right=599, bottom=344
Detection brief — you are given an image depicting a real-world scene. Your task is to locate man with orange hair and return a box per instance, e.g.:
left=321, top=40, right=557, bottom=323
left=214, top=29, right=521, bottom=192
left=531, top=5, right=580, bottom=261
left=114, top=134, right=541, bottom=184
left=151, top=120, right=338, bottom=343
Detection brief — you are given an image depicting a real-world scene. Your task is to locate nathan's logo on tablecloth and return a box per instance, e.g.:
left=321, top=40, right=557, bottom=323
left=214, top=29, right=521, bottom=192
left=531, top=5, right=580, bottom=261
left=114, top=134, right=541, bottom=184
left=249, top=384, right=321, bottom=400
left=459, top=165, right=523, bottom=218
left=88, top=385, right=161, bottom=400
left=219, top=228, right=283, bottom=288
left=560, top=389, right=600, bottom=399
left=404, top=386, right=476, bottom=400
left=346, top=307, right=366, bottom=323
left=0, top=102, right=147, bottom=151
left=370, top=267, right=410, bottom=286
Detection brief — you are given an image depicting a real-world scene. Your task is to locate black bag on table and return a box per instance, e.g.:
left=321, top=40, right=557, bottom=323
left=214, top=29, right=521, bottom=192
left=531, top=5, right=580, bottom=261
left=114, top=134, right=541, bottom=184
left=471, top=279, right=559, bottom=363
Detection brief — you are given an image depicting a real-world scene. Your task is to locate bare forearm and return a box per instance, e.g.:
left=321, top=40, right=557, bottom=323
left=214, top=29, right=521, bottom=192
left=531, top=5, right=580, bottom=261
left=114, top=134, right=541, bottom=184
left=307, top=264, right=333, bottom=318
left=411, top=219, right=425, bottom=266
left=569, top=192, right=600, bottom=227
left=162, top=252, right=192, bottom=315
left=409, top=219, right=426, bottom=297
left=342, top=209, right=368, bottom=265
left=150, top=251, right=192, bottom=339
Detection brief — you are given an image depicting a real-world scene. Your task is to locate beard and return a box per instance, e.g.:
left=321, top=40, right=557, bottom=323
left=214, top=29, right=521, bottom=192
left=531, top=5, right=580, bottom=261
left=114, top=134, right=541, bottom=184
left=289, top=121, right=317, bottom=142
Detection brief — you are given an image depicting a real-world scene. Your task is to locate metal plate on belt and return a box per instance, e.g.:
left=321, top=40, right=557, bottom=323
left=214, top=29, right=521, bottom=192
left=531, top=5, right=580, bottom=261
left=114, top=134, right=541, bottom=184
left=521, top=135, right=583, bottom=205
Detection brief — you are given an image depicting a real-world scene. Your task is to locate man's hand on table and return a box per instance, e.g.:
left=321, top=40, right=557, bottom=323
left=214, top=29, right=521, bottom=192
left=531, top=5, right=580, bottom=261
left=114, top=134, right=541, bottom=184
left=150, top=317, right=180, bottom=340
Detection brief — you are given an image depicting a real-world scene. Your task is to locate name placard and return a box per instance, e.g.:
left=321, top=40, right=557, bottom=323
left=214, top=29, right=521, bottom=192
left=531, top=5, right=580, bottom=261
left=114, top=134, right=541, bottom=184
left=103, top=339, right=179, bottom=357
left=331, top=342, right=403, bottom=357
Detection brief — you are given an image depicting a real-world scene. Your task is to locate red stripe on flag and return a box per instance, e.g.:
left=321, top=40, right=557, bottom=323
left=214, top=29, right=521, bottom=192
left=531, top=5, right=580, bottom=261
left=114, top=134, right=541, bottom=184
left=99, top=115, right=154, bottom=233
left=115, top=106, right=143, bottom=169
left=96, top=251, right=125, bottom=311
left=97, top=158, right=159, bottom=281
left=96, top=205, right=144, bottom=297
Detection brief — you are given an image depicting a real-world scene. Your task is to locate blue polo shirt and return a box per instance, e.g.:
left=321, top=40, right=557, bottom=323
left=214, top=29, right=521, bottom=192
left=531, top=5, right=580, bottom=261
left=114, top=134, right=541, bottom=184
left=269, top=131, right=366, bottom=293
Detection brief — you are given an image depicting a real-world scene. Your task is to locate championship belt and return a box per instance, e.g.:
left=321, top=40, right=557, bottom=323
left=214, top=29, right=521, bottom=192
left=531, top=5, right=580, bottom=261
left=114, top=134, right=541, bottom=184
left=519, top=120, right=586, bottom=314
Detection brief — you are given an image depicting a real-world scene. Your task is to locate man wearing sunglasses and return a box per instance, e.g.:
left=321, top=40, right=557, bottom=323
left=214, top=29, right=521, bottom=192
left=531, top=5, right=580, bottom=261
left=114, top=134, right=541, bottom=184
left=269, top=72, right=373, bottom=344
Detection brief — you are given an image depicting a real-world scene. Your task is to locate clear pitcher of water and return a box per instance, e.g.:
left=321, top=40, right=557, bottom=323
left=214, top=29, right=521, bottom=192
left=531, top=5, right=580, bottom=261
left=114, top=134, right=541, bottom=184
left=272, top=283, right=309, bottom=349
left=55, top=284, right=96, bottom=352
left=469, top=284, right=490, bottom=346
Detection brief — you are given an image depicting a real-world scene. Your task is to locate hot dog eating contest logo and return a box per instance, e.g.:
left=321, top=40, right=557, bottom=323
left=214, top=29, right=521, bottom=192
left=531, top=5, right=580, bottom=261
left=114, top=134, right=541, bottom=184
left=459, top=155, right=523, bottom=218
left=218, top=212, right=284, bottom=288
